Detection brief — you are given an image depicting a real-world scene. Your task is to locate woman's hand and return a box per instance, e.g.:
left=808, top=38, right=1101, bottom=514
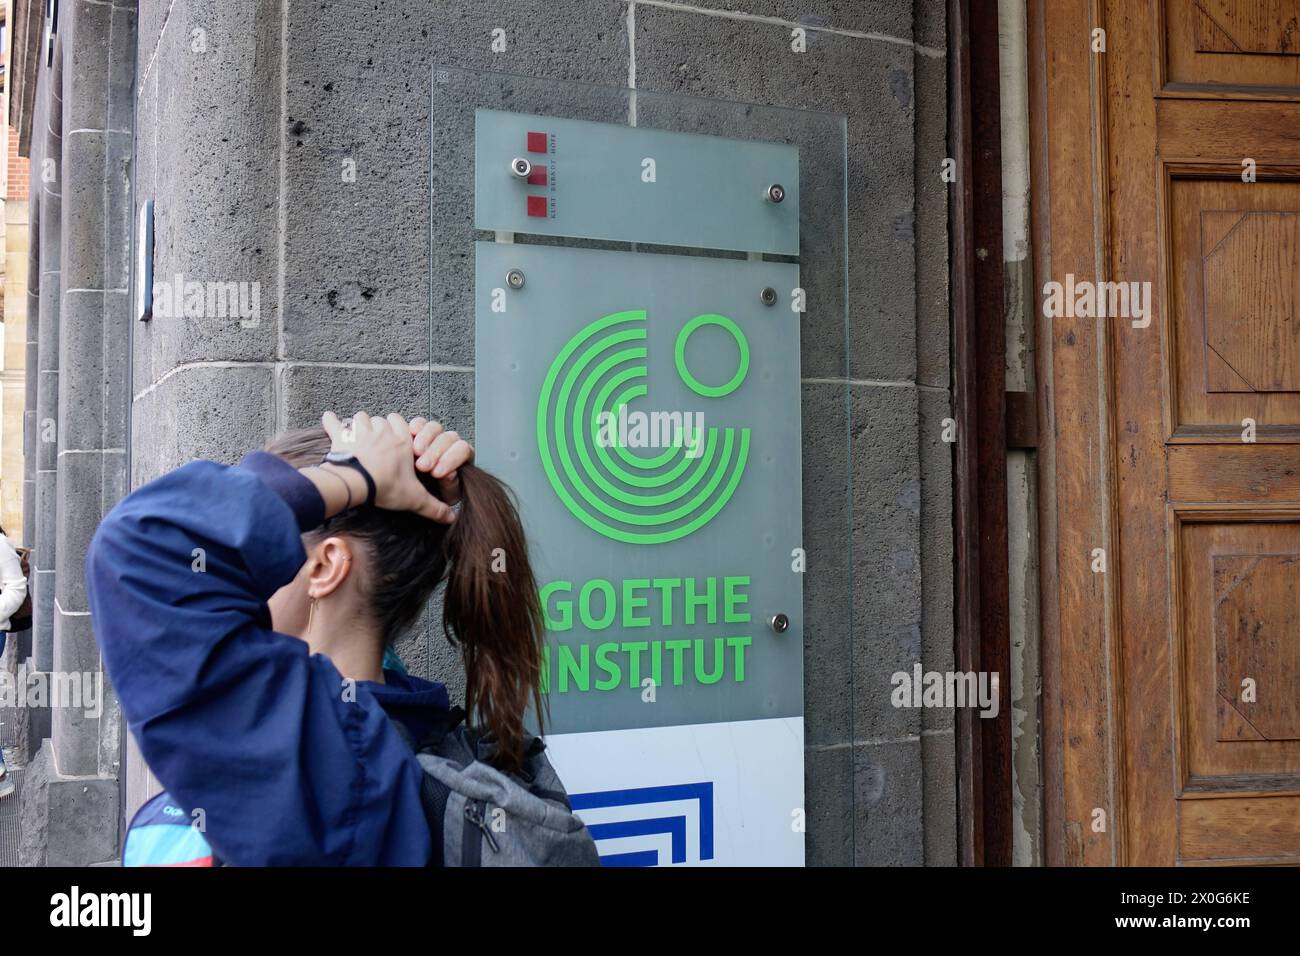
left=321, top=411, right=458, bottom=523
left=408, top=417, right=475, bottom=506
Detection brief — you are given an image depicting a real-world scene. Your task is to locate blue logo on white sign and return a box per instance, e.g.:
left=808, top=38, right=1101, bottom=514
left=570, top=782, right=714, bottom=867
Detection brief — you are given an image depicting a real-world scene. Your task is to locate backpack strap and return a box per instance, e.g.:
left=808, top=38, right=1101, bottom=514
left=391, top=709, right=467, bottom=869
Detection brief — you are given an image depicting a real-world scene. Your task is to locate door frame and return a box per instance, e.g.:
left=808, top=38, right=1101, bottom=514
left=1026, top=0, right=1128, bottom=865
left=950, top=0, right=1016, bottom=867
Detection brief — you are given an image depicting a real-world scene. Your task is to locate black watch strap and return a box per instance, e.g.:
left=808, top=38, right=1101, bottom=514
left=321, top=453, right=376, bottom=508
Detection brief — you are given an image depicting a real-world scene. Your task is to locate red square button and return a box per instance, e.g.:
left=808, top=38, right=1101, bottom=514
left=527, top=131, right=548, bottom=153
left=527, top=195, right=548, bottom=217
left=527, top=166, right=548, bottom=186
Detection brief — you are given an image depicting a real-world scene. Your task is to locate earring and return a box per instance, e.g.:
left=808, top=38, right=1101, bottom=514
left=306, top=596, right=318, bottom=637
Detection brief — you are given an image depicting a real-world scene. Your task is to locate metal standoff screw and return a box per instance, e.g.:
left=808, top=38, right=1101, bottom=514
left=506, top=269, right=526, bottom=290
left=770, top=613, right=790, bottom=634
left=510, top=157, right=532, bottom=179
left=765, top=183, right=786, bottom=203
left=760, top=286, right=778, bottom=306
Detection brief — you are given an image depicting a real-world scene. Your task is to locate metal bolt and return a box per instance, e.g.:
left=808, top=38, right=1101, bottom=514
left=765, top=183, right=786, bottom=204
left=760, top=286, right=778, bottom=306
left=506, top=269, right=525, bottom=290
left=769, top=613, right=790, bottom=634
left=510, top=157, right=532, bottom=179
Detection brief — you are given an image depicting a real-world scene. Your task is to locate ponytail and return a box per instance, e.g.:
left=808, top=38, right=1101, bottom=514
left=442, top=466, right=546, bottom=770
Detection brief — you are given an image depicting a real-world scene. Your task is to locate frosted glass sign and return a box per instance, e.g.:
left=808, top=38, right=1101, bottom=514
left=474, top=108, right=800, bottom=255
left=472, top=106, right=810, bottom=867
left=476, top=242, right=802, bottom=734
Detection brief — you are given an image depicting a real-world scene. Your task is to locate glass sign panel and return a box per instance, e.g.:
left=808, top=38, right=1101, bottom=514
left=474, top=108, right=800, bottom=255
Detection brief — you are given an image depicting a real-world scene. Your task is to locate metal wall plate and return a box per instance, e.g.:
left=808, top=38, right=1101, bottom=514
left=474, top=109, right=800, bottom=255
left=134, top=199, right=154, bottom=322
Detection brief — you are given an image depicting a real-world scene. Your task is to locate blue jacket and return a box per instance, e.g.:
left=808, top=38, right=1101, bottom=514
left=86, top=452, right=450, bottom=866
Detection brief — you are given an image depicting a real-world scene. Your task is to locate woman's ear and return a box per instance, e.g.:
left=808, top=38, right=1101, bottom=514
left=305, top=535, right=356, bottom=600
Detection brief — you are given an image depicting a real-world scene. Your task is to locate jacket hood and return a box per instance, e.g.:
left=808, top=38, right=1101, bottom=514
left=362, top=669, right=451, bottom=742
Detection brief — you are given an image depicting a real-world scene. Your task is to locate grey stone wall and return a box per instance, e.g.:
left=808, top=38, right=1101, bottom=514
left=16, top=0, right=136, bottom=866
left=32, top=47, right=60, bottom=678
left=127, top=0, right=954, bottom=864
left=914, top=0, right=956, bottom=867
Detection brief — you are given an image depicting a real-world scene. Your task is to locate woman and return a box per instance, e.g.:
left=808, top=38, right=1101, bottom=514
left=0, top=522, right=28, bottom=799
left=86, top=411, right=545, bottom=864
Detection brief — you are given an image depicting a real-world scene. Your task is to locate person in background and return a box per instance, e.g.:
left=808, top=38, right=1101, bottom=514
left=0, top=523, right=28, bottom=798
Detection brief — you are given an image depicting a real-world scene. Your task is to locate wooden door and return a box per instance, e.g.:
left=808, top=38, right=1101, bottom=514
left=1032, top=0, right=1300, bottom=865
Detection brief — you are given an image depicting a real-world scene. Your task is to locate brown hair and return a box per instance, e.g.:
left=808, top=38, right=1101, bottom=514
left=265, top=428, right=546, bottom=771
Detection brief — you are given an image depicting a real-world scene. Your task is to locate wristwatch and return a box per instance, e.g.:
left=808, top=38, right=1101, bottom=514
left=320, top=451, right=377, bottom=508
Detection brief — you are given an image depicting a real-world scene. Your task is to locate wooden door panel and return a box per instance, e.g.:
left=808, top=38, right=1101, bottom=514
left=1169, top=174, right=1300, bottom=440
left=1162, top=0, right=1300, bottom=96
left=1213, top=554, right=1300, bottom=742
left=1159, top=101, right=1300, bottom=159
left=1201, top=210, right=1300, bottom=392
left=1177, top=520, right=1300, bottom=789
left=1192, top=1, right=1300, bottom=55
left=1180, top=796, right=1300, bottom=862
left=1169, top=445, right=1300, bottom=499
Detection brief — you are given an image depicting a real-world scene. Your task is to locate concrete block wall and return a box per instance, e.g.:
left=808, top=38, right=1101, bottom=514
left=129, top=0, right=955, bottom=864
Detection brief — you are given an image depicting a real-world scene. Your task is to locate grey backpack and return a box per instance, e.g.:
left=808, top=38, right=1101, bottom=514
left=398, top=707, right=601, bottom=867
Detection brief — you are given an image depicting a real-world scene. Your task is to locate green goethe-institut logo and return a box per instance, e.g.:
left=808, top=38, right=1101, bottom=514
left=536, top=309, right=751, bottom=544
